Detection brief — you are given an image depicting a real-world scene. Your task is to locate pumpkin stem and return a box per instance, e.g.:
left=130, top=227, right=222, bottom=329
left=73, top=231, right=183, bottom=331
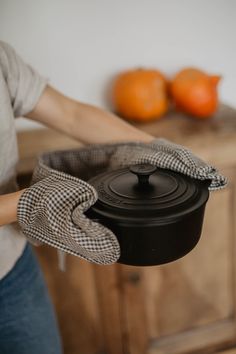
left=210, top=75, right=221, bottom=86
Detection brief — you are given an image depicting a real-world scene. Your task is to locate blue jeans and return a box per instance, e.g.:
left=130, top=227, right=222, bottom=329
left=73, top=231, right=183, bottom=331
left=0, top=243, right=63, bottom=354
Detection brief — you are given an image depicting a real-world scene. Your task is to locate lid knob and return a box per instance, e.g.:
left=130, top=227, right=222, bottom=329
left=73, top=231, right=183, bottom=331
left=129, top=164, right=157, bottom=187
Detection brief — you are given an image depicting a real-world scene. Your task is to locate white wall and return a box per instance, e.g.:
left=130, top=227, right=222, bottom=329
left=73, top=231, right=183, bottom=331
left=0, top=0, right=235, bottom=130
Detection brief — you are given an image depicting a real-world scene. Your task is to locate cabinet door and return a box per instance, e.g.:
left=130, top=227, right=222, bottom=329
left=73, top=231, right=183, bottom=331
left=118, top=167, right=236, bottom=354
left=35, top=247, right=124, bottom=354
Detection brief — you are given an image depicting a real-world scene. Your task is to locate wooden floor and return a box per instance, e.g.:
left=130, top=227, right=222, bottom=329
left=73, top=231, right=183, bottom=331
left=218, top=349, right=236, bottom=354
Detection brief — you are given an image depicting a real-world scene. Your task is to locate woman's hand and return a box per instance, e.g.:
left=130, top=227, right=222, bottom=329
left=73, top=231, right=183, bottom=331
left=17, top=172, right=120, bottom=265
left=0, top=189, right=26, bottom=226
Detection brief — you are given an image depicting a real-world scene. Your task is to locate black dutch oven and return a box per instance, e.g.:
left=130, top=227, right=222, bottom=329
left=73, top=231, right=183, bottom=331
left=86, top=163, right=211, bottom=266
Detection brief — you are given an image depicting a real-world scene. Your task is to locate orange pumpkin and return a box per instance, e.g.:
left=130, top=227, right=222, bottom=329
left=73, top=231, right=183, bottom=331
left=170, top=68, right=221, bottom=118
left=112, top=68, right=168, bottom=122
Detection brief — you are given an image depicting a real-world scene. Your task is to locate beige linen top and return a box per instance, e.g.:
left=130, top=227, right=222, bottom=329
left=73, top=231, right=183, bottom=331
left=0, top=41, right=47, bottom=279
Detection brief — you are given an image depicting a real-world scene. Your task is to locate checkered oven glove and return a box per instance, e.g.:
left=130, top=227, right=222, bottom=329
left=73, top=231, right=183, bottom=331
left=139, top=138, right=227, bottom=190
left=17, top=137, right=227, bottom=265
left=17, top=169, right=121, bottom=265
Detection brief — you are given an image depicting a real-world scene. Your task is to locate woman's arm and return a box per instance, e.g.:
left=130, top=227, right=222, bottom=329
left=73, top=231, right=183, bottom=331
left=1, top=86, right=153, bottom=227
left=0, top=189, right=26, bottom=226
left=26, top=86, right=154, bottom=144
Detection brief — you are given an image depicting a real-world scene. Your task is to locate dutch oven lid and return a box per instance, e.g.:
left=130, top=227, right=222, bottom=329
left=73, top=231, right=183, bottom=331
left=88, top=163, right=210, bottom=222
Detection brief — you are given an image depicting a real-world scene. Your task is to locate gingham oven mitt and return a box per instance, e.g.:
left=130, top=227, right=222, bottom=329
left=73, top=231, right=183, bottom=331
left=17, top=138, right=227, bottom=265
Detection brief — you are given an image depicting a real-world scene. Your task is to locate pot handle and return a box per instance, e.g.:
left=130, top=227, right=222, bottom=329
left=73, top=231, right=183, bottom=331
left=129, top=164, right=157, bottom=187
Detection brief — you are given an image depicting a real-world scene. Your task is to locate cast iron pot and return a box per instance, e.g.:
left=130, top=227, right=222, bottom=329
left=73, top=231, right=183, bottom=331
left=85, top=163, right=210, bottom=266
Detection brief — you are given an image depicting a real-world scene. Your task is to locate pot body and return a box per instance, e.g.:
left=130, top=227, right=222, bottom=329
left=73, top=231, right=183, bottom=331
left=86, top=164, right=210, bottom=266
left=86, top=202, right=207, bottom=266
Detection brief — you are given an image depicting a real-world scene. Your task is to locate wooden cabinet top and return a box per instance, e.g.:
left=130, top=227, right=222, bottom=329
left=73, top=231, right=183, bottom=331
left=17, top=104, right=236, bottom=174
left=133, top=104, right=236, bottom=167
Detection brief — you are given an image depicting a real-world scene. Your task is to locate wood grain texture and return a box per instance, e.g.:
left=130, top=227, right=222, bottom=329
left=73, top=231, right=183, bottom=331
left=93, top=263, right=124, bottom=354
left=118, top=264, right=149, bottom=354
left=35, top=246, right=105, bottom=354
left=147, top=319, right=236, bottom=354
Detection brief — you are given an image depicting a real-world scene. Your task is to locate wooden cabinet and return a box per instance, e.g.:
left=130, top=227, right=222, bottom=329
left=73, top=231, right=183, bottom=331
left=17, top=104, right=236, bottom=354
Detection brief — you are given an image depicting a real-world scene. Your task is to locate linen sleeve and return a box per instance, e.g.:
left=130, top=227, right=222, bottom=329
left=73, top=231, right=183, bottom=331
left=0, top=41, right=48, bottom=117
